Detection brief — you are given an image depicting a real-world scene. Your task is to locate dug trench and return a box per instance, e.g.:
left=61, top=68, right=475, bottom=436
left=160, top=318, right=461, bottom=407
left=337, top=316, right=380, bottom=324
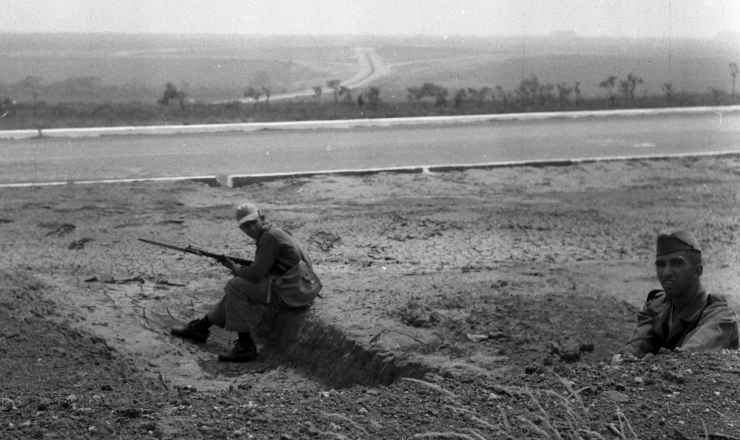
left=1, top=155, right=739, bottom=439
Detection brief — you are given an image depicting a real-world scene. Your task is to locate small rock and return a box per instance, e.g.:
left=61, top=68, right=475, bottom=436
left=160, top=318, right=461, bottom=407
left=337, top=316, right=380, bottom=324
left=37, top=399, right=51, bottom=411
left=90, top=335, right=106, bottom=344
left=367, top=420, right=382, bottom=433
left=674, top=429, right=692, bottom=440
left=559, top=351, right=580, bottom=363
left=1, top=398, right=16, bottom=411
left=615, top=383, right=626, bottom=391
left=662, top=372, right=686, bottom=384
left=466, top=333, right=488, bottom=342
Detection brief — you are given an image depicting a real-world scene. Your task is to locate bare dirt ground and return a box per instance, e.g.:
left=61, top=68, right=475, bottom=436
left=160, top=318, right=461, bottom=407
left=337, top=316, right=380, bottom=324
left=1, top=155, right=739, bottom=439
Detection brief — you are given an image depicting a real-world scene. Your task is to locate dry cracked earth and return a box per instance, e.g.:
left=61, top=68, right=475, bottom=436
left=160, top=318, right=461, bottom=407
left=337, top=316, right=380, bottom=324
left=1, top=155, right=740, bottom=439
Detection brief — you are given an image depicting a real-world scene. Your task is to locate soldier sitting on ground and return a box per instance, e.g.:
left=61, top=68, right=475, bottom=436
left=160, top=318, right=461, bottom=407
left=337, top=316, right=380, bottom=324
left=614, top=230, right=739, bottom=362
left=171, top=202, right=320, bottom=362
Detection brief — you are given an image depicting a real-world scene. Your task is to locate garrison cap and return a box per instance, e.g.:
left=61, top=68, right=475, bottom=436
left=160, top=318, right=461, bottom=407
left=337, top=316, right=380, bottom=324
left=656, top=230, right=701, bottom=256
left=236, top=203, right=260, bottom=225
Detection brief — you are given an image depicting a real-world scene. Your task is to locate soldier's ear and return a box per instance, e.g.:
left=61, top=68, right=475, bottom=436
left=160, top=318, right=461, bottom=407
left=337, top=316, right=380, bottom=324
left=693, top=264, right=703, bottom=279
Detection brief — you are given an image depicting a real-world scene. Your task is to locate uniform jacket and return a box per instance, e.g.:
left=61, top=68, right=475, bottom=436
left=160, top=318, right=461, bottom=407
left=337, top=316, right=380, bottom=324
left=620, top=287, right=740, bottom=357
left=233, top=225, right=304, bottom=283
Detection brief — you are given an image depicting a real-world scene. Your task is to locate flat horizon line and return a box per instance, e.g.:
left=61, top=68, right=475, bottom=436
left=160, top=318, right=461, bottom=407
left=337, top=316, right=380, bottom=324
left=0, top=31, right=736, bottom=41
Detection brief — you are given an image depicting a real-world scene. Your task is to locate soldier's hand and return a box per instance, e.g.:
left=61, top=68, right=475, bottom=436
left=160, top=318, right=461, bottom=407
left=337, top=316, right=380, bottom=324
left=220, top=256, right=237, bottom=275
left=611, top=353, right=623, bottom=364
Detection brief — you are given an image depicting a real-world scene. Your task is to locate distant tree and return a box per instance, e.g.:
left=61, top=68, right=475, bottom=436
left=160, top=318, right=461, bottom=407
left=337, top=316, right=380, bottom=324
left=407, top=83, right=447, bottom=106
left=599, top=76, right=617, bottom=106
left=619, top=79, right=631, bottom=103
left=538, top=82, right=555, bottom=107
left=556, top=82, right=572, bottom=109
left=662, top=82, right=674, bottom=103
left=573, top=82, right=581, bottom=108
left=467, top=87, right=492, bottom=109
left=313, top=86, right=323, bottom=102
left=158, top=82, right=182, bottom=107
left=357, top=94, right=364, bottom=110
left=243, top=86, right=261, bottom=111
left=365, top=87, right=381, bottom=110
left=730, top=63, right=739, bottom=96
left=1, top=97, right=15, bottom=115
left=515, top=75, right=544, bottom=109
left=453, top=88, right=467, bottom=109
left=495, top=85, right=509, bottom=111
left=327, top=79, right=341, bottom=103
left=626, top=73, right=643, bottom=103
left=434, top=88, right=448, bottom=107
left=338, top=86, right=352, bottom=104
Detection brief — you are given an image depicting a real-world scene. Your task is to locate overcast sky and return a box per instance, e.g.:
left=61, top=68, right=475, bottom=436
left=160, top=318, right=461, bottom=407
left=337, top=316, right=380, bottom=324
left=2, top=0, right=739, bottom=39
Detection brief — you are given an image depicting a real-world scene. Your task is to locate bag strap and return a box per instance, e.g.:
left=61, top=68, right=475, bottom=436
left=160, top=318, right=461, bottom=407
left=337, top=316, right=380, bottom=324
left=284, top=230, right=311, bottom=268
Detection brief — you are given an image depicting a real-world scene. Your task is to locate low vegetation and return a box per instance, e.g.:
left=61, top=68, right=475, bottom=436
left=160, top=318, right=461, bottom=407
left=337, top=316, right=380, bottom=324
left=1, top=68, right=739, bottom=130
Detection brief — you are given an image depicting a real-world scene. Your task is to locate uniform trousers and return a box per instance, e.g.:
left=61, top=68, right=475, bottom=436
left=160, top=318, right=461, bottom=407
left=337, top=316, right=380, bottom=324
left=207, top=277, right=288, bottom=333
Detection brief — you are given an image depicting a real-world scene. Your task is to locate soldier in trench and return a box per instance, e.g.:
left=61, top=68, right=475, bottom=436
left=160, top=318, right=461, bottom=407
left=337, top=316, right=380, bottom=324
left=171, top=202, right=319, bottom=362
left=613, top=230, right=740, bottom=362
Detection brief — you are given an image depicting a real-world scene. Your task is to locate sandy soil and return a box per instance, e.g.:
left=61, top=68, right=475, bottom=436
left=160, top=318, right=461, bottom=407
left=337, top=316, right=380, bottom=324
left=1, top=154, right=739, bottom=439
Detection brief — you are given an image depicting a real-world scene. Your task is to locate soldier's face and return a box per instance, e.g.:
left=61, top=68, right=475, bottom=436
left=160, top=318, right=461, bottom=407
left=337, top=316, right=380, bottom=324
left=655, top=251, right=701, bottom=298
left=239, top=217, right=264, bottom=240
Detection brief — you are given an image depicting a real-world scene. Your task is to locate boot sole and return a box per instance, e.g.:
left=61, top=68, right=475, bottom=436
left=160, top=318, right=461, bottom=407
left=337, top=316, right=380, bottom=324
left=218, top=351, right=258, bottom=362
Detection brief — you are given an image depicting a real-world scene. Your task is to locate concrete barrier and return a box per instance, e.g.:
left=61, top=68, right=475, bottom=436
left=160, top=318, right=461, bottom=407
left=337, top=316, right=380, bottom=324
left=2, top=105, right=739, bottom=140
left=226, top=150, right=740, bottom=188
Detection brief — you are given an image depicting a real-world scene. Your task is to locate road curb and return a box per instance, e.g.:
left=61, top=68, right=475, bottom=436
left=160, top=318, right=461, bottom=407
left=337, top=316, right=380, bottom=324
left=227, top=150, right=740, bottom=187
left=229, top=166, right=424, bottom=187
left=2, top=105, right=738, bottom=140
left=0, top=175, right=220, bottom=189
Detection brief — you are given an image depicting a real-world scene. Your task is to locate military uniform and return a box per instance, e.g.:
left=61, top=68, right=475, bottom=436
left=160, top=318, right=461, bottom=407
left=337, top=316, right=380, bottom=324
left=620, top=287, right=740, bottom=357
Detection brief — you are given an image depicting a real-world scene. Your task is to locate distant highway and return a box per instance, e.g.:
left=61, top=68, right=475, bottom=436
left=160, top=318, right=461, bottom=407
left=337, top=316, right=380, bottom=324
left=214, top=47, right=386, bottom=105
left=0, top=111, right=738, bottom=185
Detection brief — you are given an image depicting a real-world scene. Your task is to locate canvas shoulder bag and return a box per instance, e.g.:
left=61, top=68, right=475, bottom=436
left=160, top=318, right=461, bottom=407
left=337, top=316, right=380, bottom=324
left=269, top=231, right=323, bottom=309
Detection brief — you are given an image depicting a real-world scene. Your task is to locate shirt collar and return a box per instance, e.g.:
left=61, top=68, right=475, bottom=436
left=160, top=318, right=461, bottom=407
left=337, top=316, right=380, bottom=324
left=674, top=284, right=707, bottom=322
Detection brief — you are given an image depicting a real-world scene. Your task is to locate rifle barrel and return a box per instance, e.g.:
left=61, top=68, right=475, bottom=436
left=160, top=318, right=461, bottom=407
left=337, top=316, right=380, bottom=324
left=138, top=238, right=251, bottom=266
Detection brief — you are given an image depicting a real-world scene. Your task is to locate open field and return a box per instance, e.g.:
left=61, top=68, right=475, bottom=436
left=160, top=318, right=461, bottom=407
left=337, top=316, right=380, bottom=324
left=1, top=33, right=737, bottom=104
left=1, top=155, right=739, bottom=439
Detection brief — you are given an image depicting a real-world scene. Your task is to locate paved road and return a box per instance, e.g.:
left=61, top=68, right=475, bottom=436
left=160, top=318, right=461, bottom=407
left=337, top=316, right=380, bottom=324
left=214, top=47, right=384, bottom=105
left=0, top=111, right=738, bottom=185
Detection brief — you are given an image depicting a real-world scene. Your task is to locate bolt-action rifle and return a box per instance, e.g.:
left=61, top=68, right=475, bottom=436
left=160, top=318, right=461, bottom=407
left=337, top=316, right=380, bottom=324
left=138, top=238, right=252, bottom=266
